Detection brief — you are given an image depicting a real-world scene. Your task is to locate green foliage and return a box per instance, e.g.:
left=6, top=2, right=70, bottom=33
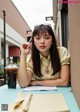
left=16, top=58, right=20, bottom=67
left=0, top=64, right=4, bottom=76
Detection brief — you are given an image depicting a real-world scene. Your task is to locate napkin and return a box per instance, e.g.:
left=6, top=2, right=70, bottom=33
left=9, top=92, right=69, bottom=112
left=9, top=92, right=32, bottom=112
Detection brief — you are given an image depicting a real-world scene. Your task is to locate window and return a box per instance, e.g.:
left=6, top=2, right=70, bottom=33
left=61, top=1, right=68, bottom=48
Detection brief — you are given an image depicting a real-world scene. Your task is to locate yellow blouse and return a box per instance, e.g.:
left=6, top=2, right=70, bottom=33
left=26, top=46, right=70, bottom=80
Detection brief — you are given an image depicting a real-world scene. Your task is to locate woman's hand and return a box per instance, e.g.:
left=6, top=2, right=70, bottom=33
left=20, top=42, right=32, bottom=57
left=30, top=80, right=40, bottom=86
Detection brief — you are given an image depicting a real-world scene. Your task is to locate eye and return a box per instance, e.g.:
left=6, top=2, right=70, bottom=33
left=45, top=36, right=51, bottom=39
left=35, top=36, right=40, bottom=39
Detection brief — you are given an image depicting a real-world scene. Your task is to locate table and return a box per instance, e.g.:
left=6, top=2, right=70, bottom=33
left=0, top=85, right=80, bottom=112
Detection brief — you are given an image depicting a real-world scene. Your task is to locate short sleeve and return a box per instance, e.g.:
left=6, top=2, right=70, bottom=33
left=58, top=47, right=70, bottom=65
left=26, top=54, right=34, bottom=73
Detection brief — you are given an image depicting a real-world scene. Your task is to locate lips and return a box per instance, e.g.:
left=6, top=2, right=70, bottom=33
left=40, top=46, right=46, bottom=48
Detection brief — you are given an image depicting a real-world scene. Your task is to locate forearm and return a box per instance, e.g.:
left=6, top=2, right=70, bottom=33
left=30, top=78, right=69, bottom=87
left=39, top=79, right=69, bottom=87
left=18, top=55, right=30, bottom=87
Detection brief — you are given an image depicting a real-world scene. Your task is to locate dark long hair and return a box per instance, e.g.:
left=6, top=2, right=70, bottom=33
left=32, top=24, right=61, bottom=77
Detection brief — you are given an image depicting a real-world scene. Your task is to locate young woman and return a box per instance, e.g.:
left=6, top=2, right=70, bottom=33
left=18, top=24, right=70, bottom=87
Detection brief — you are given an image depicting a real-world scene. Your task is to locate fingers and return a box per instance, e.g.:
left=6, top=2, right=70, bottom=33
left=23, top=43, right=28, bottom=49
left=20, top=42, right=32, bottom=55
left=22, top=43, right=32, bottom=49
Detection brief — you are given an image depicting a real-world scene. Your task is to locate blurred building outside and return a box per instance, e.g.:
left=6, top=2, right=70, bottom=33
left=0, top=0, right=32, bottom=84
left=0, top=0, right=32, bottom=66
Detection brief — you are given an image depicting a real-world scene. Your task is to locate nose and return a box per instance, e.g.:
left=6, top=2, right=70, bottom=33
left=40, top=37, right=45, bottom=43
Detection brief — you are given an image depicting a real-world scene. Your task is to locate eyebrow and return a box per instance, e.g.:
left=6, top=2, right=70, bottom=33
left=36, top=34, right=50, bottom=36
left=44, top=34, right=50, bottom=36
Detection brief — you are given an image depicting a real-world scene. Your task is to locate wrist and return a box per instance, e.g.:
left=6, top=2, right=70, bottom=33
left=20, top=52, right=27, bottom=58
left=35, top=80, right=40, bottom=86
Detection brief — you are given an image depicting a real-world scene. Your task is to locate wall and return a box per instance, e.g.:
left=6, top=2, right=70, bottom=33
left=68, top=4, right=80, bottom=107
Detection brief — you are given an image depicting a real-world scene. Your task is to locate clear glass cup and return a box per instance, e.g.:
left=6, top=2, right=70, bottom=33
left=5, top=65, right=18, bottom=88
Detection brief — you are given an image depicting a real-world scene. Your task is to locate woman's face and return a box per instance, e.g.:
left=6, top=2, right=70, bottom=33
left=34, top=32, right=52, bottom=57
